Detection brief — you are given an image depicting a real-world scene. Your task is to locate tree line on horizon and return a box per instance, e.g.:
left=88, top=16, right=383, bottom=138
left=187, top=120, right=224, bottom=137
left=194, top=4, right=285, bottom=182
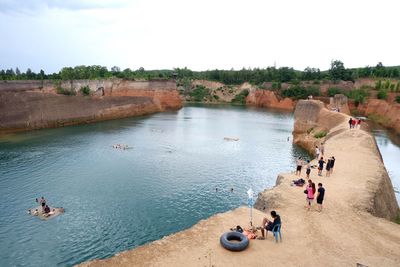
left=1, top=61, right=399, bottom=85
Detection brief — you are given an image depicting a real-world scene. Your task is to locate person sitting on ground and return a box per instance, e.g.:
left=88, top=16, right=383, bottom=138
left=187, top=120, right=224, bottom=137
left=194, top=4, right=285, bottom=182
left=259, top=210, right=281, bottom=240
left=292, top=178, right=305, bottom=186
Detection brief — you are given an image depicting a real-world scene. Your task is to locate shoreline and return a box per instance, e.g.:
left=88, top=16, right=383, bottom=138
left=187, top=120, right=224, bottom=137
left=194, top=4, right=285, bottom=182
left=79, top=100, right=400, bottom=267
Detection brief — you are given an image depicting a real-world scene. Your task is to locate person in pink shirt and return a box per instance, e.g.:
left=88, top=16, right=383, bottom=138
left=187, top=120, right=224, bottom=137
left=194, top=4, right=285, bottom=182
left=305, top=180, right=316, bottom=211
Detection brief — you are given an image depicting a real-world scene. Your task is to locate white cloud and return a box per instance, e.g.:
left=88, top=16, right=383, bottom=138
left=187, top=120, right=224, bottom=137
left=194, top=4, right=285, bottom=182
left=0, top=0, right=399, bottom=73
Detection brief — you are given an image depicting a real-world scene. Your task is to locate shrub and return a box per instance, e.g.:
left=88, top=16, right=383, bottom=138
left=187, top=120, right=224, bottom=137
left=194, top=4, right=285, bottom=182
left=384, top=80, right=390, bottom=89
left=346, top=89, right=369, bottom=106
left=281, top=85, right=320, bottom=100
left=314, top=131, right=327, bottom=138
left=396, top=96, right=400, bottom=104
left=80, top=85, right=90, bottom=96
left=396, top=215, right=400, bottom=224
left=327, top=87, right=344, bottom=97
left=375, top=80, right=382, bottom=90
left=307, top=127, right=314, bottom=134
left=231, top=89, right=249, bottom=105
left=56, top=86, right=76, bottom=96
left=213, top=94, right=220, bottom=100
left=313, top=80, right=320, bottom=85
left=390, top=83, right=395, bottom=92
left=189, top=85, right=210, bottom=102
left=396, top=82, right=400, bottom=92
left=368, top=113, right=390, bottom=125
left=377, top=89, right=388, bottom=100
left=271, top=82, right=281, bottom=90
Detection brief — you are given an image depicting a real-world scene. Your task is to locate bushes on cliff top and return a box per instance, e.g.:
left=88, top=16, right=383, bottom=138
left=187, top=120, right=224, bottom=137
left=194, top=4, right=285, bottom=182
left=189, top=85, right=210, bottom=102
left=328, top=87, right=345, bottom=97
left=377, top=89, right=388, bottom=100
left=314, top=131, right=327, bottom=138
left=346, top=89, right=369, bottom=106
left=281, top=85, right=320, bottom=99
left=231, top=89, right=249, bottom=105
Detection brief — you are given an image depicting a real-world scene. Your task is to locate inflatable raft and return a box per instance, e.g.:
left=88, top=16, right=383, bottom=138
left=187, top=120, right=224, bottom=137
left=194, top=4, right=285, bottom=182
left=28, top=206, right=65, bottom=220
left=224, top=137, right=239, bottom=141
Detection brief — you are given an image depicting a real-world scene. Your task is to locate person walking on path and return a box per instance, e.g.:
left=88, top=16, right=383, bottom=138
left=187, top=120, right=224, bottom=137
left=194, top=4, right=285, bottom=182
left=320, top=143, right=325, bottom=156
left=305, top=160, right=311, bottom=179
left=348, top=118, right=353, bottom=129
left=296, top=157, right=303, bottom=176
left=351, top=119, right=356, bottom=129
left=318, top=157, right=325, bottom=176
left=329, top=156, right=336, bottom=174
left=315, top=146, right=320, bottom=160
left=357, top=119, right=362, bottom=129
left=305, top=180, right=315, bottom=211
left=316, top=183, right=325, bottom=212
left=326, top=157, right=332, bottom=177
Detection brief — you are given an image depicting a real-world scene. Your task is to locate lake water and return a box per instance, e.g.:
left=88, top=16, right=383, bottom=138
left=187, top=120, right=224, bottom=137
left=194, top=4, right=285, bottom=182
left=372, top=126, right=400, bottom=204
left=0, top=104, right=308, bottom=266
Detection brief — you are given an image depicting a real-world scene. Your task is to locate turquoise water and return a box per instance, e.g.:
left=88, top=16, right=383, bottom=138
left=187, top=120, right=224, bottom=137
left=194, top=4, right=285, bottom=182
left=372, top=127, right=400, bottom=204
left=0, top=104, right=307, bottom=266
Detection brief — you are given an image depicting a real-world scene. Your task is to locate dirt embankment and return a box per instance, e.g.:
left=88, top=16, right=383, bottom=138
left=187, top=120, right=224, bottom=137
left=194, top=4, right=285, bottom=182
left=246, top=89, right=294, bottom=110
left=354, top=99, right=400, bottom=134
left=0, top=80, right=182, bottom=134
left=181, top=80, right=294, bottom=110
left=288, top=100, right=399, bottom=219
left=79, top=100, right=400, bottom=267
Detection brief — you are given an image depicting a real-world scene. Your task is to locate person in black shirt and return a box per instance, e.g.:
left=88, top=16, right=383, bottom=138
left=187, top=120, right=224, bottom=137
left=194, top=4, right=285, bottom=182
left=259, top=210, right=281, bottom=239
left=317, top=183, right=325, bottom=212
left=318, top=157, right=325, bottom=176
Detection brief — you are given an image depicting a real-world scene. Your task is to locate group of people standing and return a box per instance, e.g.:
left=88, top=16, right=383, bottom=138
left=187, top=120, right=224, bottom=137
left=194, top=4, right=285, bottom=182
left=348, top=118, right=362, bottom=129
left=305, top=180, right=325, bottom=212
left=293, top=142, right=333, bottom=212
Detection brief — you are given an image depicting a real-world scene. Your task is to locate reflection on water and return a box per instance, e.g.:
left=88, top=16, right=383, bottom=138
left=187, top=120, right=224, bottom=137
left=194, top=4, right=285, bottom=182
left=371, top=125, right=400, bottom=204
left=0, top=104, right=308, bottom=266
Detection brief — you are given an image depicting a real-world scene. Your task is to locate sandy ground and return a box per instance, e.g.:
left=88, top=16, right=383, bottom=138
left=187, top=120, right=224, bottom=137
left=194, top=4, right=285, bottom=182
left=80, top=115, right=400, bottom=267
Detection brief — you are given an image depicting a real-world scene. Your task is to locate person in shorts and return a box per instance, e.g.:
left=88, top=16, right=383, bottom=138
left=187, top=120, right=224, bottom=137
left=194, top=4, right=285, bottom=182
left=326, top=157, right=332, bottom=177
left=296, top=157, right=303, bottom=176
left=305, top=160, right=311, bottom=179
left=329, top=156, right=335, bottom=174
left=316, top=183, right=325, bottom=212
left=318, top=157, right=325, bottom=176
left=259, top=210, right=281, bottom=239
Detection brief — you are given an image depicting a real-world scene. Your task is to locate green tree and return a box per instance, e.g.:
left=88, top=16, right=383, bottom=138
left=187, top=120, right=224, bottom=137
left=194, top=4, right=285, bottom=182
left=329, top=60, right=346, bottom=81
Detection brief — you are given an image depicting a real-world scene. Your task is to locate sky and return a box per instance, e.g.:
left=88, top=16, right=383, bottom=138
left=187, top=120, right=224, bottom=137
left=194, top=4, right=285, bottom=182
left=0, top=0, right=399, bottom=73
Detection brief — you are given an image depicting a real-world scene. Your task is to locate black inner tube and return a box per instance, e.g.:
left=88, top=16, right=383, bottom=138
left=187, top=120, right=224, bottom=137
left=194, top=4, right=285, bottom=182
left=227, top=235, right=242, bottom=242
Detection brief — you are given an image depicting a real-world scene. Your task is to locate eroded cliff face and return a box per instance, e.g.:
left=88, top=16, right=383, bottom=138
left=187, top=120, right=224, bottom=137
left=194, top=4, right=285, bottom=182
left=246, top=89, right=294, bottom=110
left=0, top=79, right=182, bottom=134
left=60, top=79, right=182, bottom=111
left=355, top=99, right=400, bottom=134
